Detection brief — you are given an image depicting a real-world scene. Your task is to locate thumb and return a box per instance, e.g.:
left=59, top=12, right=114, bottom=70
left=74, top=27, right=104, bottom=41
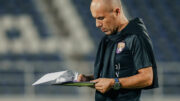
left=91, top=79, right=100, bottom=83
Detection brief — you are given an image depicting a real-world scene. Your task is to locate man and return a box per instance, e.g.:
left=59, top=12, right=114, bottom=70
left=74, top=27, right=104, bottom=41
left=78, top=0, right=158, bottom=101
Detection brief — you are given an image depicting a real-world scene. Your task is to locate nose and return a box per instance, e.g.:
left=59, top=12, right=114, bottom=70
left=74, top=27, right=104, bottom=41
left=96, top=20, right=102, bottom=28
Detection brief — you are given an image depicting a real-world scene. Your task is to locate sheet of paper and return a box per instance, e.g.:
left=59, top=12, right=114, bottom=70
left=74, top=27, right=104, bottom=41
left=32, top=71, right=66, bottom=86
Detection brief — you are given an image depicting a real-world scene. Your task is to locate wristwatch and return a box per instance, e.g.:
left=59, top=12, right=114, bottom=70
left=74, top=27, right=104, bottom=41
left=113, top=78, right=121, bottom=90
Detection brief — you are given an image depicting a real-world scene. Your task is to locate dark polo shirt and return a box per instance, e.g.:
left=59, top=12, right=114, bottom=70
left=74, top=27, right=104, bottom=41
left=94, top=18, right=158, bottom=101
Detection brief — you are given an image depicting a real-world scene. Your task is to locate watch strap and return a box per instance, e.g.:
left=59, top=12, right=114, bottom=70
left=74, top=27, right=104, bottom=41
left=114, top=78, right=119, bottom=82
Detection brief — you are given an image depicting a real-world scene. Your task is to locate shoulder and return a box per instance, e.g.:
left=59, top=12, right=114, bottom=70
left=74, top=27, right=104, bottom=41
left=123, top=34, right=138, bottom=49
left=124, top=33, right=152, bottom=51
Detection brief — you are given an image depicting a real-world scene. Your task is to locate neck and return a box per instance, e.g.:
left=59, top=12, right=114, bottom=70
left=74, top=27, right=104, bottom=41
left=117, top=16, right=129, bottom=32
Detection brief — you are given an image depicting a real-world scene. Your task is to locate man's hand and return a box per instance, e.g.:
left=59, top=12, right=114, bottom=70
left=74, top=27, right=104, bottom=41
left=77, top=74, right=88, bottom=82
left=92, top=78, right=115, bottom=94
left=77, top=74, right=94, bottom=82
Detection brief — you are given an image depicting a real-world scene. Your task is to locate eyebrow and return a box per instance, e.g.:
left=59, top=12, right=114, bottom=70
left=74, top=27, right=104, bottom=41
left=93, top=16, right=104, bottom=19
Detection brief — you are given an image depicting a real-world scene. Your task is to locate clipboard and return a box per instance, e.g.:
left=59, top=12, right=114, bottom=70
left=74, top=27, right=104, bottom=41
left=32, top=70, right=95, bottom=87
left=52, top=81, right=95, bottom=87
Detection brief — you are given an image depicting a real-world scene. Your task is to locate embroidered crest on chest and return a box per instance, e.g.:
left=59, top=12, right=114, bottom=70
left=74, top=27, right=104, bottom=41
left=116, top=41, right=125, bottom=54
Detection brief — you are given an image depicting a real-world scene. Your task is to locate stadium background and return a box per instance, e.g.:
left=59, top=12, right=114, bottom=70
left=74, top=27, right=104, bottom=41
left=0, top=0, right=179, bottom=101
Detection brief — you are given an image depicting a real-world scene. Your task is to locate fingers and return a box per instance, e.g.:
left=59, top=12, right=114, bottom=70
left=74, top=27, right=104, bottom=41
left=91, top=78, right=100, bottom=83
left=77, top=74, right=85, bottom=82
left=92, top=78, right=112, bottom=94
left=91, top=79, right=102, bottom=87
left=94, top=84, right=103, bottom=93
left=95, top=86, right=105, bottom=93
left=95, top=87, right=103, bottom=91
left=77, top=74, right=82, bottom=82
left=94, top=80, right=103, bottom=90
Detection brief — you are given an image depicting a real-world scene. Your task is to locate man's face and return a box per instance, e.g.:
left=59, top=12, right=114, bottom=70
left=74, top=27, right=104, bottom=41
left=90, top=3, right=118, bottom=35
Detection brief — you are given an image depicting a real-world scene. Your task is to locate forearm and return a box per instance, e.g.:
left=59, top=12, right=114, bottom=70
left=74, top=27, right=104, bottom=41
left=119, top=67, right=153, bottom=89
left=119, top=74, right=151, bottom=89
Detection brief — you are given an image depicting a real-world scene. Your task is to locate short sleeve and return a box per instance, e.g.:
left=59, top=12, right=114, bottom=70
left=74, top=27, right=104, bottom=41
left=131, top=35, right=153, bottom=70
left=129, top=35, right=159, bottom=89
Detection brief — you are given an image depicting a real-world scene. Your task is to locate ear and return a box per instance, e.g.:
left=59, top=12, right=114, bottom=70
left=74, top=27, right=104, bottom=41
left=113, top=8, right=121, bottom=16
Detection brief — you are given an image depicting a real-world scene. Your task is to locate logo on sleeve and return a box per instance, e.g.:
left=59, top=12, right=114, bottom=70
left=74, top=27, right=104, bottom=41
left=116, top=42, right=125, bottom=54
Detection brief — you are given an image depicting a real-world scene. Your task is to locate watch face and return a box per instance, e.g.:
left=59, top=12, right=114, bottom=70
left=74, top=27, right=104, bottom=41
left=114, top=82, right=121, bottom=90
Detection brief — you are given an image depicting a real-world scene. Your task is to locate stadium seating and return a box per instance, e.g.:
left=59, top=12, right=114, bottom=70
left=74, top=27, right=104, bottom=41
left=0, top=0, right=76, bottom=95
left=72, top=0, right=104, bottom=44
left=0, top=0, right=55, bottom=55
left=0, top=69, right=25, bottom=94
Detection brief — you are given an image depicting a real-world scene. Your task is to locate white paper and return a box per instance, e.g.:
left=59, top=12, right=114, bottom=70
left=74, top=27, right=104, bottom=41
left=32, top=70, right=78, bottom=86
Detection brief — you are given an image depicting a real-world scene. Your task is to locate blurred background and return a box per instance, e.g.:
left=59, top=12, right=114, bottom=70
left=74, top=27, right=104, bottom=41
left=0, top=0, right=179, bottom=101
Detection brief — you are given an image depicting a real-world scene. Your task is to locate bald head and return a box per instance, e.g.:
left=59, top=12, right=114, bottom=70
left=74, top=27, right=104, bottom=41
left=90, top=0, right=128, bottom=35
left=91, top=0, right=122, bottom=13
